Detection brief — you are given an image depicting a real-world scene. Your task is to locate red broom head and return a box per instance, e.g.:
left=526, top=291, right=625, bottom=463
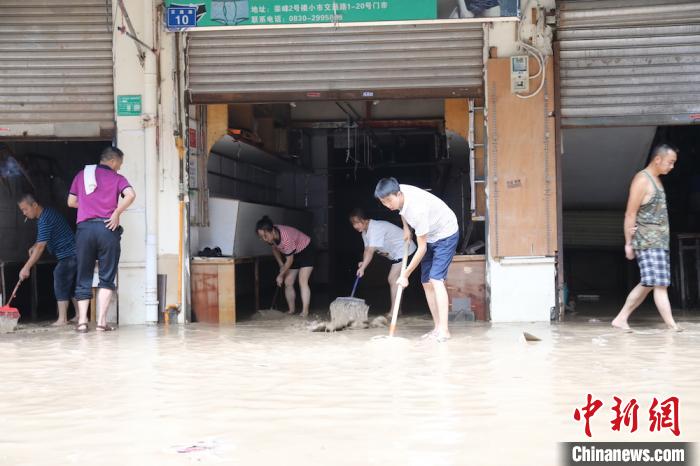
left=0, top=306, right=20, bottom=318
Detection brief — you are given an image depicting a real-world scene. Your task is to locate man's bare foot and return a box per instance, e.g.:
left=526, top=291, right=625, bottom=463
left=421, top=329, right=438, bottom=340
left=68, top=316, right=78, bottom=323
left=611, top=318, right=631, bottom=331
left=669, top=324, right=684, bottom=332
left=300, top=311, right=309, bottom=318
left=435, top=332, right=451, bottom=343
left=51, top=320, right=68, bottom=326
left=286, top=310, right=296, bottom=315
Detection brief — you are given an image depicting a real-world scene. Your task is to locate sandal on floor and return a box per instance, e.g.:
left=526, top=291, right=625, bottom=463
left=76, top=323, right=89, bottom=333
left=96, top=325, right=115, bottom=332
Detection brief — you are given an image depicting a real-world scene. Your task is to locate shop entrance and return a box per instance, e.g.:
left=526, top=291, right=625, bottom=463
left=190, top=99, right=487, bottom=322
left=0, top=141, right=109, bottom=323
left=561, top=126, right=700, bottom=320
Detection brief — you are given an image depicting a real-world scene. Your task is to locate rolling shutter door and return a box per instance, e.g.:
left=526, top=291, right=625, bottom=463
left=0, top=1, right=115, bottom=138
left=187, top=23, right=484, bottom=103
left=557, top=0, right=700, bottom=127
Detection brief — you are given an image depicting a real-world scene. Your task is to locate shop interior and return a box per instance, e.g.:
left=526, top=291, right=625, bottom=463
left=192, top=98, right=486, bottom=321
left=0, top=141, right=109, bottom=323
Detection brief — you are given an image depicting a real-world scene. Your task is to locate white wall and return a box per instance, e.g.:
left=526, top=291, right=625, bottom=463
left=196, top=198, right=239, bottom=256
left=112, top=0, right=148, bottom=325
left=489, top=257, right=556, bottom=322
left=157, top=27, right=184, bottom=258
left=111, top=0, right=184, bottom=324
left=193, top=198, right=313, bottom=259
left=155, top=21, right=185, bottom=317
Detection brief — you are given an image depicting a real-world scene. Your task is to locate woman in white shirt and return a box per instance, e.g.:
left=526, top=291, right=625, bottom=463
left=349, top=208, right=417, bottom=317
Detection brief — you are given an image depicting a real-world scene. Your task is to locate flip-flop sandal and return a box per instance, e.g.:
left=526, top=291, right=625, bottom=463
left=76, top=323, right=89, bottom=333
left=96, top=325, right=115, bottom=332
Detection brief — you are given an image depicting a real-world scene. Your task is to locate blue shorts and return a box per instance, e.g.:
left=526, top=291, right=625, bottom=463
left=420, top=231, right=459, bottom=283
left=54, top=256, right=77, bottom=301
left=636, top=248, right=671, bottom=287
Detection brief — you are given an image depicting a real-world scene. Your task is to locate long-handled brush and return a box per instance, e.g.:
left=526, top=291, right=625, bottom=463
left=0, top=279, right=23, bottom=333
left=388, top=241, right=410, bottom=337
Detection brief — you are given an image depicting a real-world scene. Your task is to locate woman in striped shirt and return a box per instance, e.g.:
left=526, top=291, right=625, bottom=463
left=256, top=216, right=315, bottom=317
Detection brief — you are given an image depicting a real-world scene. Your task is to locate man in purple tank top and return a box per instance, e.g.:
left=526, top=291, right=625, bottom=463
left=68, top=147, right=136, bottom=332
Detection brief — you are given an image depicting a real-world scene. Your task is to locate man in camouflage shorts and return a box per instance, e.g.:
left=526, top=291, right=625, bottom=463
left=612, top=144, right=682, bottom=331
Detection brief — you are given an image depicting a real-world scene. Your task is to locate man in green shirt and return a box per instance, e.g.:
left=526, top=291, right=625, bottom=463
left=612, top=144, right=681, bottom=331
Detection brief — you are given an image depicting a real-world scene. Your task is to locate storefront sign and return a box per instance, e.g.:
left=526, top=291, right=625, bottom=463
left=117, top=95, right=142, bottom=116
left=165, top=0, right=519, bottom=28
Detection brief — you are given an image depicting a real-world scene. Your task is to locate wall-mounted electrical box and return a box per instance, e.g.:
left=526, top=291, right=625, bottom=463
left=510, top=56, right=529, bottom=93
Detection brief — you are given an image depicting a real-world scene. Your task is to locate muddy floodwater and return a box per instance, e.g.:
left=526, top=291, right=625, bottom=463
left=1, top=314, right=699, bottom=465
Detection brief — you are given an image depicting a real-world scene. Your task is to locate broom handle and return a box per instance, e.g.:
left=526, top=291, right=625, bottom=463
left=389, top=241, right=410, bottom=337
left=350, top=276, right=360, bottom=297
left=4, top=279, right=23, bottom=307
left=270, top=285, right=280, bottom=309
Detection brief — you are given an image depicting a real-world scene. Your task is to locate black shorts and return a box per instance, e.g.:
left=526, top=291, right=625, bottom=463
left=389, top=251, right=415, bottom=264
left=289, top=244, right=315, bottom=269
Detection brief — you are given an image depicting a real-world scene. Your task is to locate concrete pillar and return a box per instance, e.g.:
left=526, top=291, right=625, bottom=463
left=112, top=0, right=182, bottom=324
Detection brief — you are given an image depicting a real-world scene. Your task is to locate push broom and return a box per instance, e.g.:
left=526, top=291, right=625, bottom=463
left=0, top=279, right=22, bottom=333
left=329, top=275, right=368, bottom=329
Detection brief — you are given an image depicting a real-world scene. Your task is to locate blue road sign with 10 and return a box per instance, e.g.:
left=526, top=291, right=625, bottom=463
left=167, top=7, right=196, bottom=29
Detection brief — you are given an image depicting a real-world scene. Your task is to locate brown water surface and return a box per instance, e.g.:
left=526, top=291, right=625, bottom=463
left=1, top=314, right=698, bottom=465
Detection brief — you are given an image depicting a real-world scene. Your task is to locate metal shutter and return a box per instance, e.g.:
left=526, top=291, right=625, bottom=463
left=0, top=1, right=115, bottom=138
left=186, top=23, right=484, bottom=103
left=563, top=211, right=624, bottom=248
left=556, top=0, right=700, bottom=127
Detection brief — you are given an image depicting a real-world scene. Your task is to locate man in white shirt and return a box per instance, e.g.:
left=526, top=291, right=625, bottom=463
left=374, top=178, right=459, bottom=342
left=349, top=208, right=417, bottom=317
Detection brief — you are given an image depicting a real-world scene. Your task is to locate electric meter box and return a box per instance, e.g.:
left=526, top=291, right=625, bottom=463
left=510, top=56, right=529, bottom=93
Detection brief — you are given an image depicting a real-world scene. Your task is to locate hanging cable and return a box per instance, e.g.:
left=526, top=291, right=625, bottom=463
left=514, top=2, right=547, bottom=99
left=104, top=0, right=112, bottom=33
left=116, top=0, right=156, bottom=66
left=345, top=115, right=351, bottom=163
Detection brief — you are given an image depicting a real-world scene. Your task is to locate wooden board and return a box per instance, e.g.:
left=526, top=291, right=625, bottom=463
left=218, top=263, right=236, bottom=324
left=444, top=99, right=469, bottom=140
left=445, top=255, right=487, bottom=321
left=487, top=58, right=557, bottom=258
left=191, top=263, right=220, bottom=323
left=206, top=104, right=228, bottom=155
left=475, top=183, right=487, bottom=219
